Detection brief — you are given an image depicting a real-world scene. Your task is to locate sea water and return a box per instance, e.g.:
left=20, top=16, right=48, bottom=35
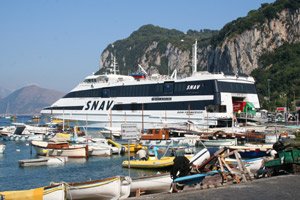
left=0, top=116, right=165, bottom=191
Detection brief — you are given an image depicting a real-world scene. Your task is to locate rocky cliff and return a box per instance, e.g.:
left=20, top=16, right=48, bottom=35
left=206, top=8, right=300, bottom=74
left=99, top=0, right=300, bottom=77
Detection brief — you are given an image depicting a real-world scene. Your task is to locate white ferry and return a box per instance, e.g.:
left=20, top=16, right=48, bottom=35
left=41, top=42, right=260, bottom=131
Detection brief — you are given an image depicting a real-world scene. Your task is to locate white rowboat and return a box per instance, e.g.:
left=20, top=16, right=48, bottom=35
left=130, top=173, right=172, bottom=196
left=66, top=176, right=131, bottom=200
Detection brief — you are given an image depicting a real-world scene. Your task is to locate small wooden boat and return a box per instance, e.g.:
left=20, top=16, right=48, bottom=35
left=140, top=128, right=170, bottom=140
left=171, top=170, right=220, bottom=192
left=19, top=157, right=68, bottom=167
left=130, top=173, right=172, bottom=196
left=31, top=140, right=88, bottom=158
left=43, top=183, right=66, bottom=200
left=66, top=176, right=131, bottom=200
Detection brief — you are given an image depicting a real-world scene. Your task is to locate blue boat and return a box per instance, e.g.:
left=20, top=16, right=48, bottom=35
left=173, top=170, right=220, bottom=186
left=238, top=150, right=268, bottom=158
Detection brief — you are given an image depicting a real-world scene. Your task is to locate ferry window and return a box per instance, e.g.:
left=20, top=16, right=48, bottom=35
left=144, top=85, right=150, bottom=96
left=110, top=88, right=116, bottom=97
left=219, top=105, right=227, bottom=112
left=102, top=89, right=110, bottom=98
left=174, top=83, right=185, bottom=94
left=96, top=89, right=101, bottom=97
left=125, top=86, right=131, bottom=97
left=127, top=86, right=132, bottom=97
left=164, top=82, right=174, bottom=94
left=155, top=84, right=163, bottom=94
left=206, top=105, right=227, bottom=113
left=140, top=85, right=145, bottom=96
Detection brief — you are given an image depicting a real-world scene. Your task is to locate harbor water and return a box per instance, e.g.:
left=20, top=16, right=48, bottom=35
left=0, top=116, right=167, bottom=191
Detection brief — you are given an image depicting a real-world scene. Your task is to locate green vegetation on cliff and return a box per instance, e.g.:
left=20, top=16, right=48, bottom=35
left=251, top=42, right=300, bottom=111
left=101, top=24, right=217, bottom=74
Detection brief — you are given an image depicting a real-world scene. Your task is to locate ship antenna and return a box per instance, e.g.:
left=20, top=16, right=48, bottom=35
left=192, top=40, right=198, bottom=75
left=138, top=64, right=148, bottom=76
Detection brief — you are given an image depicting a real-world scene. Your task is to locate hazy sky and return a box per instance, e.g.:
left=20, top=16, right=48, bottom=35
left=0, top=0, right=275, bottom=93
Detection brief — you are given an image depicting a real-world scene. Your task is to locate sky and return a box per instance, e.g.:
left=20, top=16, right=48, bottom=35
left=0, top=0, right=275, bottom=93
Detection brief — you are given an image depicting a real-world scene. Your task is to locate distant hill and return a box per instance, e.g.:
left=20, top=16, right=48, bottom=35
left=0, top=87, right=11, bottom=99
left=0, top=85, right=64, bottom=115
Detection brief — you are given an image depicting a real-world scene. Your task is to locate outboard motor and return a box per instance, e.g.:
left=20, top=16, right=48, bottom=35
left=170, top=148, right=210, bottom=191
left=120, top=146, right=126, bottom=155
left=170, top=156, right=191, bottom=180
left=272, top=140, right=285, bottom=152
left=170, top=156, right=191, bottom=191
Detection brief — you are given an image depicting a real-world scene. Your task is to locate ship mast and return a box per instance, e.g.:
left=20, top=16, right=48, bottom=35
left=192, top=40, right=198, bottom=75
left=111, top=44, right=119, bottom=75
left=113, top=55, right=117, bottom=75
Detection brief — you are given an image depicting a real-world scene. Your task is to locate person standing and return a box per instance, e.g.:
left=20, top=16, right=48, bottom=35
left=136, top=148, right=148, bottom=160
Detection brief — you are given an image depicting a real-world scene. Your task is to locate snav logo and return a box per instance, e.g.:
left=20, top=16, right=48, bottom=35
left=186, top=85, right=200, bottom=90
left=84, top=100, right=114, bottom=110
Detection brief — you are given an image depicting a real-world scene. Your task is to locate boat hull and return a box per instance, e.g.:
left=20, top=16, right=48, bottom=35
left=44, top=183, right=66, bottom=200
left=225, top=157, right=265, bottom=172
left=46, top=146, right=87, bottom=158
left=88, top=146, right=112, bottom=156
left=130, top=173, right=172, bottom=195
left=31, top=141, right=88, bottom=158
left=66, top=176, right=131, bottom=200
